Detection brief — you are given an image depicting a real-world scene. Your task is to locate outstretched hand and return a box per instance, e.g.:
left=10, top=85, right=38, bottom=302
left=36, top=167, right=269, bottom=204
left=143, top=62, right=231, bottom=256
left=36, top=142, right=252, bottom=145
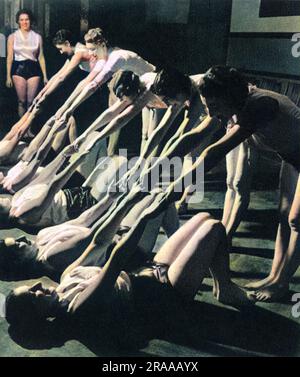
left=62, top=143, right=79, bottom=157
left=38, top=226, right=92, bottom=264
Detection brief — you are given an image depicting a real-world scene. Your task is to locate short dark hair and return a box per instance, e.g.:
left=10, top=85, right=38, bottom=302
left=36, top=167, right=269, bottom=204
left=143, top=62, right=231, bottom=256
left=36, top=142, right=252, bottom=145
left=199, top=66, right=249, bottom=108
left=112, top=70, right=141, bottom=99
left=53, top=29, right=76, bottom=46
left=5, top=290, right=37, bottom=325
left=0, top=238, right=39, bottom=280
left=151, top=67, right=192, bottom=101
left=16, top=8, right=35, bottom=24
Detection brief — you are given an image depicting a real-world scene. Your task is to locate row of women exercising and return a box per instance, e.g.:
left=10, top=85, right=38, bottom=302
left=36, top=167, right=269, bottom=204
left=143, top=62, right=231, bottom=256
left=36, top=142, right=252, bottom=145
left=1, top=16, right=300, bottom=333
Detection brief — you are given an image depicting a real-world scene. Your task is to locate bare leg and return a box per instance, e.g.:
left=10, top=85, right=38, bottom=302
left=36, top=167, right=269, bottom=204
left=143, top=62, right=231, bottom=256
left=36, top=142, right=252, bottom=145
left=12, top=75, right=27, bottom=117
left=63, top=190, right=151, bottom=274
left=176, top=153, right=195, bottom=212
left=165, top=220, right=225, bottom=299
left=68, top=116, right=77, bottom=143
left=245, top=161, right=296, bottom=290
left=154, top=212, right=212, bottom=265
left=254, top=165, right=300, bottom=301
left=222, top=140, right=254, bottom=244
left=222, top=138, right=241, bottom=229
left=155, top=217, right=252, bottom=305
left=51, top=117, right=74, bottom=153
left=26, top=77, right=41, bottom=110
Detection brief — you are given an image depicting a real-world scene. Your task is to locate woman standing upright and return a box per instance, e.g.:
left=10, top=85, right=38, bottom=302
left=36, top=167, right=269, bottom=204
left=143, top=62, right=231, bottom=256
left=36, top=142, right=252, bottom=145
left=6, top=9, right=48, bottom=118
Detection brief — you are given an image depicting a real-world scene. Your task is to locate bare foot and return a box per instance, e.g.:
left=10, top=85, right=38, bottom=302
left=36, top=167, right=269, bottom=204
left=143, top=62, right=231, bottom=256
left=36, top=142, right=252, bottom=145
left=215, top=282, right=256, bottom=308
left=254, top=283, right=289, bottom=302
left=244, top=275, right=275, bottom=290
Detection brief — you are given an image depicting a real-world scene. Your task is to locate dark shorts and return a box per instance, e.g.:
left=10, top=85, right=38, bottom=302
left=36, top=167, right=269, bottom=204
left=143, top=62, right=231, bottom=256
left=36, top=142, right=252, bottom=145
left=12, top=59, right=42, bottom=80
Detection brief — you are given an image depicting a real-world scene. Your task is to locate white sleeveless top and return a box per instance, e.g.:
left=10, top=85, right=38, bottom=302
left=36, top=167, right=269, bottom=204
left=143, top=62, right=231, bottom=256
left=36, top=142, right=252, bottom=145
left=92, top=47, right=155, bottom=85
left=13, top=29, right=41, bottom=62
left=74, top=42, right=92, bottom=72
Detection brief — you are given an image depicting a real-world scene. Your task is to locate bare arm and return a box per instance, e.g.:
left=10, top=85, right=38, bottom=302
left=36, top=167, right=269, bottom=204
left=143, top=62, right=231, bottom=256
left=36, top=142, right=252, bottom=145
left=161, top=115, right=220, bottom=160
left=34, top=59, right=70, bottom=103
left=139, top=115, right=219, bottom=186
left=74, top=193, right=119, bottom=227
left=160, top=110, right=190, bottom=156
left=29, top=144, right=77, bottom=185
left=39, top=53, right=85, bottom=101
left=63, top=188, right=145, bottom=274
left=47, top=151, right=89, bottom=195
left=6, top=35, right=13, bottom=88
left=21, top=116, right=56, bottom=161
left=55, top=69, right=100, bottom=118
left=14, top=151, right=89, bottom=222
left=38, top=36, right=48, bottom=84
left=67, top=190, right=165, bottom=315
left=74, top=90, right=153, bottom=155
left=160, top=94, right=204, bottom=154
left=141, top=104, right=184, bottom=161
left=75, top=98, right=130, bottom=147
left=118, top=104, right=185, bottom=186
left=165, top=123, right=253, bottom=202
left=63, top=67, right=115, bottom=118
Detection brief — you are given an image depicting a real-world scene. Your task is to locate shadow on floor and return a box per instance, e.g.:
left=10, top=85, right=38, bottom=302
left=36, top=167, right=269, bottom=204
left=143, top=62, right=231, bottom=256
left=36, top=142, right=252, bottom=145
left=7, top=297, right=300, bottom=357
left=231, top=246, right=274, bottom=259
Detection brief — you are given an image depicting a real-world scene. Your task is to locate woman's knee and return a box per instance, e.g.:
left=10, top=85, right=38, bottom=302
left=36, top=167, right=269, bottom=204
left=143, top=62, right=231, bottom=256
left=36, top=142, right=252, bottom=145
left=278, top=202, right=291, bottom=224
left=288, top=212, right=300, bottom=233
left=226, top=173, right=235, bottom=190
left=192, top=219, right=227, bottom=251
left=193, top=212, right=212, bottom=224
left=231, top=176, right=250, bottom=194
left=205, top=219, right=226, bottom=237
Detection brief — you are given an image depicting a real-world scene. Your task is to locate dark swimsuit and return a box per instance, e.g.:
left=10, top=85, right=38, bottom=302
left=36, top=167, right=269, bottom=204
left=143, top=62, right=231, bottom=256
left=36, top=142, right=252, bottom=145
left=63, top=186, right=98, bottom=219
left=129, top=261, right=171, bottom=286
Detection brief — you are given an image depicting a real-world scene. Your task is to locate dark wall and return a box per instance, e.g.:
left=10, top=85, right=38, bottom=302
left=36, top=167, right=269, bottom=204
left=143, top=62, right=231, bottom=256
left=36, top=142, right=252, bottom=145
left=87, top=0, right=232, bottom=73
left=186, top=0, right=232, bottom=73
